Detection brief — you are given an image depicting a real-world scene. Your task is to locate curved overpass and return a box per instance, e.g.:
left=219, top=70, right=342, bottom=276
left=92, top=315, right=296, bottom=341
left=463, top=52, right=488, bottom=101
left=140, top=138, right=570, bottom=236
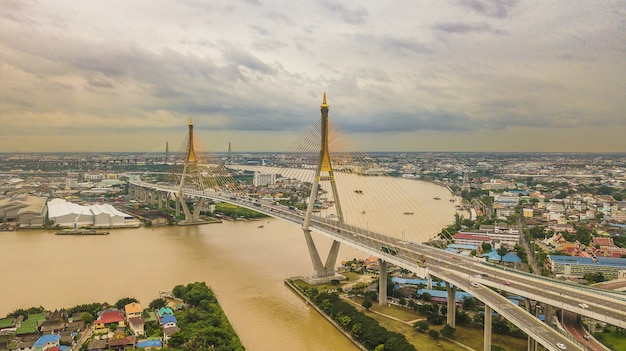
left=128, top=176, right=626, bottom=351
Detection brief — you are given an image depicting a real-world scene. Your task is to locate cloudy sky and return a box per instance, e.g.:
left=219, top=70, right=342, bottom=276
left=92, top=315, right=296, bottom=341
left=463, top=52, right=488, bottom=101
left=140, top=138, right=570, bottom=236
left=1, top=0, right=624, bottom=153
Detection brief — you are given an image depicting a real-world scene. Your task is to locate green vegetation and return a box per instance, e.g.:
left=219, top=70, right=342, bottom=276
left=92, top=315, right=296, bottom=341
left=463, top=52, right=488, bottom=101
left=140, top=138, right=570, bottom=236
left=300, top=286, right=415, bottom=351
left=594, top=326, right=626, bottom=351
left=164, top=282, right=244, bottom=351
left=214, top=203, right=267, bottom=219
left=114, top=297, right=139, bottom=309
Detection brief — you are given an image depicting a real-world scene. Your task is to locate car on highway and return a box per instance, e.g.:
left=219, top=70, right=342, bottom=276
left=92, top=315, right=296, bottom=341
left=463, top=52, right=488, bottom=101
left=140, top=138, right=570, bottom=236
left=381, top=246, right=398, bottom=256
left=578, top=303, right=589, bottom=309
left=502, top=281, right=511, bottom=286
left=556, top=342, right=566, bottom=350
left=471, top=282, right=479, bottom=288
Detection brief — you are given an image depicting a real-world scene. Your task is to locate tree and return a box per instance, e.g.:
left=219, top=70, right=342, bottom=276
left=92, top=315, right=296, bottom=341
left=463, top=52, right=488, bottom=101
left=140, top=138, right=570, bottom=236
left=115, top=297, right=138, bottom=310
left=481, top=242, right=492, bottom=252
left=398, top=297, right=406, bottom=306
left=497, top=247, right=508, bottom=262
left=364, top=290, right=378, bottom=301
left=362, top=299, right=373, bottom=310
left=414, top=320, right=429, bottom=332
left=462, top=297, right=477, bottom=311
left=428, top=329, right=439, bottom=339
left=338, top=315, right=352, bottom=330
left=149, top=298, right=167, bottom=310
left=374, top=345, right=385, bottom=351
left=440, top=324, right=456, bottom=338
left=80, top=312, right=94, bottom=325
left=421, top=292, right=432, bottom=302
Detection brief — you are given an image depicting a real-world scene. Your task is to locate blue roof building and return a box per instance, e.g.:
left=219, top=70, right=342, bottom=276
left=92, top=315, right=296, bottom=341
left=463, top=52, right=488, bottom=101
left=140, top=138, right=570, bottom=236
left=137, top=339, right=163, bottom=348
left=547, top=255, right=626, bottom=279
left=417, top=289, right=473, bottom=302
left=482, top=250, right=522, bottom=263
left=392, top=277, right=445, bottom=287
left=161, top=314, right=177, bottom=325
left=34, top=334, right=61, bottom=351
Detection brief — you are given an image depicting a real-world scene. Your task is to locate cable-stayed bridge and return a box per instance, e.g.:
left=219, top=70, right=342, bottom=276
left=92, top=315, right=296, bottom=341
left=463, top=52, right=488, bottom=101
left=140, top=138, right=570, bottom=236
left=127, top=95, right=626, bottom=351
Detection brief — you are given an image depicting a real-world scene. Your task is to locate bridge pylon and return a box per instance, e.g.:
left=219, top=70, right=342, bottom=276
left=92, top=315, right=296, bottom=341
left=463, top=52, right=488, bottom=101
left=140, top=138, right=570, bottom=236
left=176, top=117, right=206, bottom=224
left=301, top=93, right=346, bottom=282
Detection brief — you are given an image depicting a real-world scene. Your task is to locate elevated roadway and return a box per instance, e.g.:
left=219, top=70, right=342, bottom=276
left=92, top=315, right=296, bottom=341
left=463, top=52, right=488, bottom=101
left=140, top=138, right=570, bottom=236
left=129, top=177, right=626, bottom=351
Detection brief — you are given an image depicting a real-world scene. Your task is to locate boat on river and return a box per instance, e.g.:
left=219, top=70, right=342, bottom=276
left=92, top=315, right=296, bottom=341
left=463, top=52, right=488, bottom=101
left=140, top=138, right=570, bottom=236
left=55, top=229, right=110, bottom=235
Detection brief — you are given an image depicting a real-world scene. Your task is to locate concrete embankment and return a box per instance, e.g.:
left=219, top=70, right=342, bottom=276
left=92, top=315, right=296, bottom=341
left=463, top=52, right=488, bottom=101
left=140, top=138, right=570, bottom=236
left=284, top=279, right=367, bottom=351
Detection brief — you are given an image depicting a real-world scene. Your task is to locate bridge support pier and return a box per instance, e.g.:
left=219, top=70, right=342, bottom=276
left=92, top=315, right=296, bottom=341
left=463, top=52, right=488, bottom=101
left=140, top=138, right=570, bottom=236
left=301, top=229, right=342, bottom=281
left=175, top=194, right=181, bottom=217
left=484, top=305, right=492, bottom=351
left=378, top=259, right=388, bottom=305
left=149, top=190, right=156, bottom=206
left=427, top=275, right=433, bottom=289
left=192, top=198, right=204, bottom=222
left=157, top=192, right=165, bottom=209
left=179, top=196, right=192, bottom=222
left=445, top=282, right=456, bottom=327
left=523, top=300, right=539, bottom=351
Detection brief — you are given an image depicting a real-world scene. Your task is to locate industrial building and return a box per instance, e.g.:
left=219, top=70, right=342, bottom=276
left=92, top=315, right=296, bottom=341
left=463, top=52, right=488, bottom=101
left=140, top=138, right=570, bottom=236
left=47, top=198, right=139, bottom=228
left=0, top=194, right=48, bottom=228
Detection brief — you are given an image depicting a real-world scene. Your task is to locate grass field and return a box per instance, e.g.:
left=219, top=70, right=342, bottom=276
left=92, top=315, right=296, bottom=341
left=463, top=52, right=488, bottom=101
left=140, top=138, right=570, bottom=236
left=298, top=272, right=529, bottom=351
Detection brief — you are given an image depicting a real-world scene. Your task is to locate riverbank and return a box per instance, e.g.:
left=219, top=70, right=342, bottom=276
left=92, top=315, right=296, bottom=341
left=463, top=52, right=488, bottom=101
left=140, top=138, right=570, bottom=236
left=284, top=278, right=368, bottom=351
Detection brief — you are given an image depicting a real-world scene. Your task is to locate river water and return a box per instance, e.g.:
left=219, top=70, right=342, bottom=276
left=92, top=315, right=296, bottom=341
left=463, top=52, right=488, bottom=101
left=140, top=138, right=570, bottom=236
left=0, top=178, right=456, bottom=351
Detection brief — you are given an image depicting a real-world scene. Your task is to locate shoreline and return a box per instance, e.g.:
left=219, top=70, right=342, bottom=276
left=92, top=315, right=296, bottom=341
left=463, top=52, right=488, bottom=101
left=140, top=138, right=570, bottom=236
left=284, top=278, right=368, bottom=351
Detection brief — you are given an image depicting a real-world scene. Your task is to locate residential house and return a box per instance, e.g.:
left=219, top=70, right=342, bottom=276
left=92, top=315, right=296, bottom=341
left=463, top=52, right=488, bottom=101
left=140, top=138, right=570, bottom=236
left=108, top=335, right=136, bottom=351
left=33, top=334, right=61, bottom=351
left=13, top=340, right=36, bottom=351
left=128, top=317, right=145, bottom=336
left=157, top=307, right=173, bottom=318
left=94, top=309, right=125, bottom=334
left=124, top=302, right=142, bottom=320
left=160, top=315, right=177, bottom=329
left=0, top=317, right=14, bottom=333
left=86, top=339, right=107, bottom=351
left=136, top=339, right=163, bottom=349
left=40, top=320, right=65, bottom=334
left=163, top=326, right=180, bottom=342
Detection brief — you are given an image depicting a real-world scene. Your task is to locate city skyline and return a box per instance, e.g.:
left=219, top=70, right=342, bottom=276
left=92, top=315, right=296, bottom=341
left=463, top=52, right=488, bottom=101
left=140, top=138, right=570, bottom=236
left=1, top=1, right=624, bottom=153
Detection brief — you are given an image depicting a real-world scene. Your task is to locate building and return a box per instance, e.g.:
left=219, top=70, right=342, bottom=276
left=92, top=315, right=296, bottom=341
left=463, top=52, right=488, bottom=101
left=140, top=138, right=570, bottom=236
left=546, top=255, right=626, bottom=280
left=453, top=232, right=493, bottom=247
left=128, top=317, right=145, bottom=336
left=0, top=194, right=48, bottom=227
left=47, top=198, right=138, bottom=228
left=124, top=302, right=142, bottom=319
left=33, top=334, right=61, bottom=351
left=94, top=310, right=125, bottom=334
left=253, top=173, right=276, bottom=187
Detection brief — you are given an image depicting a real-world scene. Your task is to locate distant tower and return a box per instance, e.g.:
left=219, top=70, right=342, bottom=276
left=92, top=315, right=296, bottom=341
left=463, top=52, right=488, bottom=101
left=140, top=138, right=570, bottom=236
left=462, top=169, right=470, bottom=191
left=228, top=142, right=232, bottom=164
left=165, top=140, right=169, bottom=165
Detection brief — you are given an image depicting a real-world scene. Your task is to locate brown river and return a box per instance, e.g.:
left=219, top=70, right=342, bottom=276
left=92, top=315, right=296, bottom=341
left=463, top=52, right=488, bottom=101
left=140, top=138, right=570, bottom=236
left=0, top=179, right=457, bottom=351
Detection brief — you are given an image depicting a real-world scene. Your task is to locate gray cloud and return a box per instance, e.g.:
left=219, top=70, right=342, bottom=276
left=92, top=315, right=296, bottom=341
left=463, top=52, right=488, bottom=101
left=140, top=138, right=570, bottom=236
left=321, top=0, right=368, bottom=25
left=432, top=22, right=507, bottom=35
left=456, top=0, right=520, bottom=18
left=0, top=0, right=624, bottom=152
